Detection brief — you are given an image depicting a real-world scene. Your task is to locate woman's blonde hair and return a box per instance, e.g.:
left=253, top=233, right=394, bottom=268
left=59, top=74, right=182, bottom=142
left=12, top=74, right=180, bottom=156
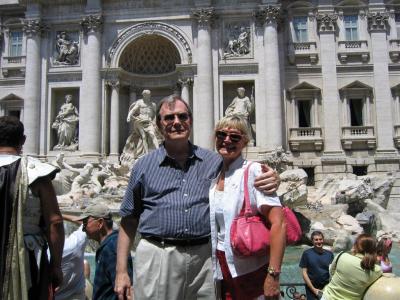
left=215, top=115, right=250, bottom=145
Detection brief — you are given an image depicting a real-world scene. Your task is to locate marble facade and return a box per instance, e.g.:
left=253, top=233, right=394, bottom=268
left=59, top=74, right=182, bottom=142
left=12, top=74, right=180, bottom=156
left=0, top=0, right=400, bottom=196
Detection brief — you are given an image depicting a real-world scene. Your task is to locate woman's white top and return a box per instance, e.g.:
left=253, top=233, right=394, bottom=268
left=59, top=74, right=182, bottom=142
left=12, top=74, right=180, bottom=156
left=214, top=190, right=226, bottom=251
left=209, top=156, right=281, bottom=279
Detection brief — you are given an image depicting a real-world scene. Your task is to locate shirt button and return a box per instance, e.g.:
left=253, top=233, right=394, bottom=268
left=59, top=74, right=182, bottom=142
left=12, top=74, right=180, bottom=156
left=185, top=209, right=188, bottom=212
left=182, top=179, right=186, bottom=182
left=185, top=228, right=188, bottom=232
left=184, top=193, right=188, bottom=197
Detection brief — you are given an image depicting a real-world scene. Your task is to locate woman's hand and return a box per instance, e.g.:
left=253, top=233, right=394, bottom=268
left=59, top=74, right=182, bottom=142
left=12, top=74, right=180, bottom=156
left=264, top=275, right=281, bottom=299
left=254, top=165, right=280, bottom=195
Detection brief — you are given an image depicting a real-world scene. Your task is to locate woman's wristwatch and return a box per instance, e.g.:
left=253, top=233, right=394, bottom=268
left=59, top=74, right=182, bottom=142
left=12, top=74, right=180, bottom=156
left=267, top=266, right=281, bottom=278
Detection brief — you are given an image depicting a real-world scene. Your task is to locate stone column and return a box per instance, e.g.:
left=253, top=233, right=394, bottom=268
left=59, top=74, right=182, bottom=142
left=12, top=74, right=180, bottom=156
left=313, top=95, right=319, bottom=126
left=255, top=5, right=282, bottom=149
left=365, top=95, right=371, bottom=125
left=179, top=77, right=193, bottom=104
left=108, top=80, right=120, bottom=156
left=368, top=12, right=395, bottom=152
left=80, top=14, right=103, bottom=156
left=23, top=19, right=45, bottom=155
left=317, top=12, right=342, bottom=153
left=192, top=8, right=215, bottom=149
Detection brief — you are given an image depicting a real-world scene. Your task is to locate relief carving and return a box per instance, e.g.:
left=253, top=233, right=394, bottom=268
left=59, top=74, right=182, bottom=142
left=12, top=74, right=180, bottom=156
left=316, top=13, right=338, bottom=33
left=81, top=15, right=103, bottom=33
left=223, top=23, right=251, bottom=58
left=23, top=19, right=47, bottom=37
left=54, top=31, right=79, bottom=65
left=368, top=12, right=389, bottom=31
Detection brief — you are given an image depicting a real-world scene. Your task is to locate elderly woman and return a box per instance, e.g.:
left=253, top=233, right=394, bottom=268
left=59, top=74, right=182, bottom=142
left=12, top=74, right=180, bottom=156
left=209, top=115, right=286, bottom=300
left=0, top=116, right=64, bottom=300
left=322, top=234, right=382, bottom=300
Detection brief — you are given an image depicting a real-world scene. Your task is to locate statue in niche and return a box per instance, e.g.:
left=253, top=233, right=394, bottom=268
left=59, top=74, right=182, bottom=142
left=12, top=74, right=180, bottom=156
left=52, top=94, right=79, bottom=150
left=120, top=89, right=160, bottom=167
left=224, top=25, right=250, bottom=58
left=54, top=31, right=79, bottom=65
left=225, top=87, right=255, bottom=145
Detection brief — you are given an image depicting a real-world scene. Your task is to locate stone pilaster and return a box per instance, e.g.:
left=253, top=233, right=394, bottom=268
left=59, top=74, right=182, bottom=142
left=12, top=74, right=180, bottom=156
left=192, top=7, right=215, bottom=149
left=23, top=19, right=46, bottom=155
left=80, top=14, right=103, bottom=156
left=368, top=12, right=396, bottom=152
left=107, top=80, right=120, bottom=156
left=254, top=5, right=282, bottom=149
left=317, top=13, right=342, bottom=154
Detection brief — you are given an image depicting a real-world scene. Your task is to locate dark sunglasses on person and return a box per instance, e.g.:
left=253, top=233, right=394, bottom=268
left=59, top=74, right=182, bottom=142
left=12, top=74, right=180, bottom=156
left=162, top=113, right=190, bottom=123
left=215, top=130, right=243, bottom=143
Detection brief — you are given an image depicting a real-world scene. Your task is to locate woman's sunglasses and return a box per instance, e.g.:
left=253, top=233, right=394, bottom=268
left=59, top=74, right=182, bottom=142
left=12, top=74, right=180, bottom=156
left=215, top=130, right=243, bottom=143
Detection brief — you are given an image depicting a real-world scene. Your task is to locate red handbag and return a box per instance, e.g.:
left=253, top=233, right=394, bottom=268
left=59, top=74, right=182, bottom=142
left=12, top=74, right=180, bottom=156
left=282, top=206, right=302, bottom=245
left=230, top=163, right=271, bottom=257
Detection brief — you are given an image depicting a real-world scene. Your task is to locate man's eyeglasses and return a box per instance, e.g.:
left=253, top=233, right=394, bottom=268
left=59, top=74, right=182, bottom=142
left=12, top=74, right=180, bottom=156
left=82, top=216, right=99, bottom=226
left=215, top=130, right=243, bottom=143
left=162, top=113, right=190, bottom=123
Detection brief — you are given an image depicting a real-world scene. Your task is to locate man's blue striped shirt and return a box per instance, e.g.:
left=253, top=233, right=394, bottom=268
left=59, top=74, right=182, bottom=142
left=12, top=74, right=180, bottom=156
left=120, top=143, right=222, bottom=238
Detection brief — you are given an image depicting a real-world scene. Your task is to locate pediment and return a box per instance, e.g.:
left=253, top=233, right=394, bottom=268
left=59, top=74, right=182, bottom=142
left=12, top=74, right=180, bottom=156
left=339, top=80, right=372, bottom=91
left=286, top=1, right=314, bottom=9
left=289, top=81, right=320, bottom=92
left=0, top=93, right=24, bottom=101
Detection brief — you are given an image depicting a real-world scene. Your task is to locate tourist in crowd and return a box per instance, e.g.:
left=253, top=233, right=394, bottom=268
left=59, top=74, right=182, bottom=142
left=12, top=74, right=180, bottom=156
left=77, top=204, right=133, bottom=300
left=299, top=231, right=333, bottom=299
left=53, top=214, right=88, bottom=300
left=321, top=234, right=382, bottom=300
left=377, top=236, right=393, bottom=273
left=0, top=116, right=65, bottom=299
left=209, top=115, right=285, bottom=299
left=115, top=95, right=280, bottom=300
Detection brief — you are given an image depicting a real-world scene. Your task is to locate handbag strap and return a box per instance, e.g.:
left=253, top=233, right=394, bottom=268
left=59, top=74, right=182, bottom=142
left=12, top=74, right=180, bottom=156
left=239, top=162, right=253, bottom=216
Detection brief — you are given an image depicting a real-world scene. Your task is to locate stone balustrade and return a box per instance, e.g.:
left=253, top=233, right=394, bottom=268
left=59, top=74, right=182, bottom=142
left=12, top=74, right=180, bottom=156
left=337, top=40, right=369, bottom=63
left=341, top=125, right=376, bottom=150
left=389, top=39, right=400, bottom=62
left=394, top=125, right=400, bottom=148
left=289, top=127, right=323, bottom=151
left=288, top=41, right=318, bottom=64
left=1, top=55, right=26, bottom=77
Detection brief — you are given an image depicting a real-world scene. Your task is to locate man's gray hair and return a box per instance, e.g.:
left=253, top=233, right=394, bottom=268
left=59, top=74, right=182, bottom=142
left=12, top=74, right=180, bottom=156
left=156, top=94, right=193, bottom=124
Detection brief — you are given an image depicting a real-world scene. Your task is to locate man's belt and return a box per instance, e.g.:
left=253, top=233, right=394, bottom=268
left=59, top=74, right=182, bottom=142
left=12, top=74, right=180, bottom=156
left=144, top=235, right=210, bottom=247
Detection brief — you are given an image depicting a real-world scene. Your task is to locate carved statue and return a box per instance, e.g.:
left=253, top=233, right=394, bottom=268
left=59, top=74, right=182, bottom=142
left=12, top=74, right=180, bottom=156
left=224, top=26, right=250, bottom=57
left=54, top=31, right=79, bottom=65
left=225, top=87, right=255, bottom=144
left=120, top=89, right=160, bottom=167
left=52, top=94, right=79, bottom=150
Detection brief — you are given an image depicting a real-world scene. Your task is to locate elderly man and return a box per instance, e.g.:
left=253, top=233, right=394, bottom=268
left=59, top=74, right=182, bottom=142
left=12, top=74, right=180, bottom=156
left=115, top=95, right=279, bottom=300
left=77, top=204, right=132, bottom=300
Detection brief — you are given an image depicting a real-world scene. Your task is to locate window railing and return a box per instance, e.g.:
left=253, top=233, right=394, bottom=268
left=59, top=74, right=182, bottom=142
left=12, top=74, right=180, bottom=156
left=288, top=42, right=318, bottom=64
left=2, top=56, right=26, bottom=65
left=342, top=125, right=374, bottom=137
left=289, top=127, right=322, bottom=138
left=389, top=39, right=400, bottom=62
left=337, top=40, right=369, bottom=63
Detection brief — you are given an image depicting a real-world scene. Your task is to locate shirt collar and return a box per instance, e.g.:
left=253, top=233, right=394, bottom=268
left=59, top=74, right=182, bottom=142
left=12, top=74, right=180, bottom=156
left=157, top=141, right=204, bottom=166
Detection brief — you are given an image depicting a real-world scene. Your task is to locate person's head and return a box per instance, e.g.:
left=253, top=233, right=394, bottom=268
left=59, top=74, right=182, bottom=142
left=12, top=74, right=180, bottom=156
left=156, top=95, right=192, bottom=143
left=353, top=233, right=378, bottom=271
left=214, top=115, right=250, bottom=163
left=377, top=236, right=392, bottom=257
left=311, top=230, right=325, bottom=251
left=142, top=89, right=151, bottom=100
left=65, top=94, right=72, bottom=103
left=0, top=116, right=26, bottom=153
left=237, top=87, right=245, bottom=98
left=78, top=204, right=113, bottom=242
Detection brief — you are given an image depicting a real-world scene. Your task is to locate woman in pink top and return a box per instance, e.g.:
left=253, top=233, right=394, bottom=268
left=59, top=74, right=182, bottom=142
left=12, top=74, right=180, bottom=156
left=377, top=237, right=393, bottom=273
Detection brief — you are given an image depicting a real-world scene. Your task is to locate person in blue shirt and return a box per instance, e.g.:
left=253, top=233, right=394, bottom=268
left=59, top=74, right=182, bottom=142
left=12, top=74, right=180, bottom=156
left=78, top=204, right=133, bottom=300
left=299, top=231, right=334, bottom=300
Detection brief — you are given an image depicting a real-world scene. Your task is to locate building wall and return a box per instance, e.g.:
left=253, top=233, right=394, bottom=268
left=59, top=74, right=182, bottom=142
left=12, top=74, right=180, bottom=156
left=0, top=0, right=399, bottom=194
